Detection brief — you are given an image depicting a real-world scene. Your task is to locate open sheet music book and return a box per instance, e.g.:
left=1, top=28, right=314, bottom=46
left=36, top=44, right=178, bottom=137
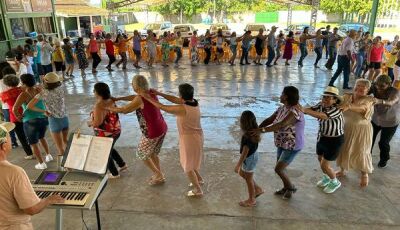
left=63, top=134, right=113, bottom=174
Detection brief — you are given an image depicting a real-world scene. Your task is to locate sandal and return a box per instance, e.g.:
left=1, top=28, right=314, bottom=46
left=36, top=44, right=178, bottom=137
left=239, top=200, right=256, bottom=207
left=119, top=165, right=128, bottom=173
left=188, top=181, right=205, bottom=187
left=282, top=186, right=297, bottom=200
left=149, top=177, right=166, bottom=186
left=274, top=188, right=287, bottom=195
left=187, top=190, right=203, bottom=197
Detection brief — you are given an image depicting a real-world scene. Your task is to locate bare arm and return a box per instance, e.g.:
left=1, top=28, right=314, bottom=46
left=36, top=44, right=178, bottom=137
left=108, top=96, right=142, bottom=114
left=303, top=108, right=329, bottom=120
left=141, top=93, right=186, bottom=116
left=261, top=111, right=297, bottom=133
left=26, top=96, right=47, bottom=114
left=154, top=90, right=184, bottom=104
left=375, top=92, right=400, bottom=106
left=23, top=195, right=64, bottom=215
left=90, top=104, right=106, bottom=127
left=114, top=95, right=136, bottom=102
left=259, top=112, right=277, bottom=128
left=13, top=93, right=29, bottom=122
left=235, top=146, right=249, bottom=173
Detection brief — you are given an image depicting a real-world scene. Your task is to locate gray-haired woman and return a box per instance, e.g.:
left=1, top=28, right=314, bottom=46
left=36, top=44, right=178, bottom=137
left=336, top=79, right=375, bottom=187
left=108, top=75, right=168, bottom=185
left=369, top=74, right=400, bottom=168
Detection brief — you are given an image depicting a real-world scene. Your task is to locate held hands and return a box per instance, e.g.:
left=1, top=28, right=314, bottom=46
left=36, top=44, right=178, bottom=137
left=249, top=128, right=262, bottom=136
left=44, top=111, right=52, bottom=117
left=338, top=103, right=351, bottom=112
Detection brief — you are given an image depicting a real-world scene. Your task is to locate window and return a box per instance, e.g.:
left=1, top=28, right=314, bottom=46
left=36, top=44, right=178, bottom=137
left=33, top=17, right=53, bottom=34
left=0, top=19, right=5, bottom=41
left=10, top=18, right=34, bottom=39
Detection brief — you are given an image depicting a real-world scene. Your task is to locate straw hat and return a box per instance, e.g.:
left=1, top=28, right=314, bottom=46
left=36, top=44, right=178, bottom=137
left=322, top=86, right=342, bottom=102
left=44, top=72, right=61, bottom=83
left=0, top=122, right=16, bottom=144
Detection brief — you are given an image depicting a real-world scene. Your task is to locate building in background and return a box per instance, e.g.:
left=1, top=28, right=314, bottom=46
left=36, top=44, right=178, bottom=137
left=0, top=0, right=57, bottom=59
left=55, top=0, right=109, bottom=39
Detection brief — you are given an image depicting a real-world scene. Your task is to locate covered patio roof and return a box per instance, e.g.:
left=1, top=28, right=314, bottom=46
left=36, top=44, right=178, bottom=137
left=55, top=0, right=109, bottom=17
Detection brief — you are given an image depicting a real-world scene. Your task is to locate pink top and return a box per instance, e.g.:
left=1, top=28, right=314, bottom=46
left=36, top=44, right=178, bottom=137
left=89, top=39, right=98, bottom=53
left=190, top=36, right=198, bottom=48
left=136, top=91, right=168, bottom=138
left=369, top=45, right=384, bottom=62
left=176, top=103, right=203, bottom=135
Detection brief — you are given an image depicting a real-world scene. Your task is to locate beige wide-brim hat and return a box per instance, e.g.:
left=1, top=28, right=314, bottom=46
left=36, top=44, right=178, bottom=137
left=322, top=86, right=343, bottom=102
left=44, top=72, right=61, bottom=84
left=0, top=122, right=16, bottom=144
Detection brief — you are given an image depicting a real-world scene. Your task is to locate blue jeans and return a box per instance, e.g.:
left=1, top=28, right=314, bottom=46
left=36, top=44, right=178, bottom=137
left=314, top=47, right=322, bottom=65
left=298, top=43, right=308, bottom=65
left=388, top=67, right=394, bottom=82
left=48, top=116, right=69, bottom=133
left=240, top=47, right=249, bottom=64
left=329, top=55, right=351, bottom=88
left=174, top=47, right=182, bottom=63
left=266, top=46, right=275, bottom=65
left=2, top=109, right=17, bottom=145
left=355, top=51, right=366, bottom=78
left=241, top=152, right=259, bottom=173
left=325, top=46, right=337, bottom=69
left=322, top=40, right=329, bottom=58
left=23, top=118, right=48, bottom=145
left=277, top=147, right=300, bottom=165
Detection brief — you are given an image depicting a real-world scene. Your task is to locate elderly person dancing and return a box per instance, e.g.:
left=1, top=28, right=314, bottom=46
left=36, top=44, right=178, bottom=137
left=369, top=75, right=400, bottom=168
left=139, top=84, right=204, bottom=197
left=252, top=86, right=305, bottom=200
left=109, top=75, right=167, bottom=185
left=336, top=79, right=375, bottom=187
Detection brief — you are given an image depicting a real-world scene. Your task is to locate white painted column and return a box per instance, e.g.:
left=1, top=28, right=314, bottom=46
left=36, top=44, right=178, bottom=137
left=77, top=17, right=81, bottom=37
left=60, top=17, right=66, bottom=38
left=90, top=16, right=93, bottom=33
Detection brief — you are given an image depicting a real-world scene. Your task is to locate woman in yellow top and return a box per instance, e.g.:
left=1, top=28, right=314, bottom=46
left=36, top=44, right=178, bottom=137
left=52, top=40, right=67, bottom=81
left=387, top=41, right=400, bottom=83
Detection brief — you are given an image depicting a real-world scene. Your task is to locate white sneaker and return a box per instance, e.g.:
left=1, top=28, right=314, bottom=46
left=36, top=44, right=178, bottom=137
left=35, top=162, right=47, bottom=170
left=24, top=155, right=34, bottom=160
left=45, top=154, right=54, bottom=162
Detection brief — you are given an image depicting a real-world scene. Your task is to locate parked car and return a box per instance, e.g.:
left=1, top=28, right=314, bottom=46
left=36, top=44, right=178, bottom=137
left=210, top=23, right=231, bottom=37
left=245, top=24, right=267, bottom=36
left=285, top=24, right=315, bottom=36
left=141, top=21, right=173, bottom=38
left=339, top=23, right=369, bottom=33
left=173, top=24, right=196, bottom=47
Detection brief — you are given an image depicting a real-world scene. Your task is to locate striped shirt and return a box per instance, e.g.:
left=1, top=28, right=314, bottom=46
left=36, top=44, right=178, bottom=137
left=311, top=103, right=344, bottom=137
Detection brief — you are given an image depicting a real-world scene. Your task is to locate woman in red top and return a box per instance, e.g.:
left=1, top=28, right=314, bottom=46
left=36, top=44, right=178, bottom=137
left=105, top=33, right=116, bottom=72
left=282, top=31, right=298, bottom=66
left=88, top=33, right=102, bottom=74
left=88, top=82, right=127, bottom=179
left=109, top=75, right=168, bottom=186
left=367, top=36, right=384, bottom=81
left=0, top=74, right=33, bottom=158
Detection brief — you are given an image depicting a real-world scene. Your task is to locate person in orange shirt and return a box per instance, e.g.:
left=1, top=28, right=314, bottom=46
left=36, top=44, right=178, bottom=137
left=115, top=34, right=133, bottom=70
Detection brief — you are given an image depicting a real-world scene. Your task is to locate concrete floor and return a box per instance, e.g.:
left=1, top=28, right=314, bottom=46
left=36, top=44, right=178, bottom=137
left=7, top=53, right=400, bottom=230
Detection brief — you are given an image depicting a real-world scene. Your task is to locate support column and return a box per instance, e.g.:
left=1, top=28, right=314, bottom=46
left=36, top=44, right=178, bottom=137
left=310, top=0, right=319, bottom=29
left=60, top=17, right=66, bottom=38
left=287, top=4, right=292, bottom=29
left=77, top=17, right=81, bottom=37
left=90, top=16, right=93, bottom=33
left=369, top=0, right=379, bottom=35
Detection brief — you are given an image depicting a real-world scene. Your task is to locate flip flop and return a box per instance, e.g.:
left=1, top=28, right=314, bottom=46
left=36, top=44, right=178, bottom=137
left=187, top=190, right=203, bottom=198
left=149, top=177, right=166, bottom=186
left=239, top=201, right=256, bottom=207
left=188, top=181, right=205, bottom=187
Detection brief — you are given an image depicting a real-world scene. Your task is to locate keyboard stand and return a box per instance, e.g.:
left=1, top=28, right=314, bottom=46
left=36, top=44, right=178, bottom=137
left=54, top=200, right=102, bottom=230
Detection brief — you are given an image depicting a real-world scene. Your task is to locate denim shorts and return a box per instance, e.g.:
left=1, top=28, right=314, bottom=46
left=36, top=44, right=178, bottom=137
left=241, top=152, right=259, bottom=173
left=49, top=116, right=69, bottom=133
left=277, top=147, right=300, bottom=165
left=23, top=118, right=48, bottom=145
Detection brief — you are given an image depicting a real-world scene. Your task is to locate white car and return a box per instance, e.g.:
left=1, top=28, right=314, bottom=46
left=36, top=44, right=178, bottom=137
left=245, top=24, right=267, bottom=36
left=141, top=21, right=173, bottom=38
left=210, top=23, right=231, bottom=37
left=173, top=24, right=196, bottom=47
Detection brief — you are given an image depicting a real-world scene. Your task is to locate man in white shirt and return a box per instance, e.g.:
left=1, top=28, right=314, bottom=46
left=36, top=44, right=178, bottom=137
left=37, top=34, right=54, bottom=76
left=266, top=26, right=277, bottom=67
left=0, top=122, right=64, bottom=230
left=328, top=30, right=357, bottom=89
